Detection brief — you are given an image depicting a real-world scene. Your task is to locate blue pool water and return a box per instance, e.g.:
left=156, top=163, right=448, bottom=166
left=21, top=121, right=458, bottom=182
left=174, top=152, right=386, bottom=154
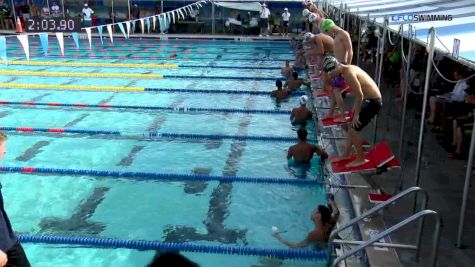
left=0, top=37, right=327, bottom=266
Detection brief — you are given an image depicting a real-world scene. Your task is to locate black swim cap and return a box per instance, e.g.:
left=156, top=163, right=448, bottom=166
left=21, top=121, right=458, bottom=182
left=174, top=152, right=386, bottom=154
left=322, top=56, right=339, bottom=73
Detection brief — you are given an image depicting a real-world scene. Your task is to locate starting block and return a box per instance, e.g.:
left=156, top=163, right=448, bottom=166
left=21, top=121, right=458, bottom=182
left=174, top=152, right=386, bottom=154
left=313, top=89, right=329, bottom=98
left=368, top=193, right=393, bottom=204
left=321, top=111, right=353, bottom=127
left=330, top=142, right=400, bottom=174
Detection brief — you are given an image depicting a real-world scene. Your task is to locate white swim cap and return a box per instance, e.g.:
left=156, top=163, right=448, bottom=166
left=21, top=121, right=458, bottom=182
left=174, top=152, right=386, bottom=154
left=308, top=13, right=319, bottom=23
left=300, top=95, right=308, bottom=105
left=303, top=32, right=314, bottom=42
left=302, top=9, right=310, bottom=17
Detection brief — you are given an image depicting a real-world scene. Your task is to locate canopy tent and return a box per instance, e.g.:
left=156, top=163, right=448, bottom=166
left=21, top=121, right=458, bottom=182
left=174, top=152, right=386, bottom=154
left=335, top=0, right=475, bottom=65
left=214, top=1, right=262, bottom=11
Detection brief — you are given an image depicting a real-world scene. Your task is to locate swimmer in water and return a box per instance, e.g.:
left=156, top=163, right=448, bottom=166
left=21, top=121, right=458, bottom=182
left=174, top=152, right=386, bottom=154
left=284, top=72, right=310, bottom=91
left=290, top=95, right=313, bottom=126
left=271, top=80, right=290, bottom=101
left=287, top=128, right=328, bottom=163
left=281, top=60, right=293, bottom=79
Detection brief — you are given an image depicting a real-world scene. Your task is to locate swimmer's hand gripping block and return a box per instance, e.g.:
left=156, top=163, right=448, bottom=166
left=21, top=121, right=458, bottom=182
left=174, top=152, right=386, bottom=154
left=330, top=142, right=400, bottom=174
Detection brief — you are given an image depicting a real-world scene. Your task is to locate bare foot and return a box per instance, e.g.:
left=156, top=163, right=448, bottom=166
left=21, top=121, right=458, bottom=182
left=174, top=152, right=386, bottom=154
left=345, top=158, right=370, bottom=168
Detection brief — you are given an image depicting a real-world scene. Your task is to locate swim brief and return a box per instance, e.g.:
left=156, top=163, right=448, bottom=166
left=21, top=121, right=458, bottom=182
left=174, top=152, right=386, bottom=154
left=331, top=75, right=349, bottom=90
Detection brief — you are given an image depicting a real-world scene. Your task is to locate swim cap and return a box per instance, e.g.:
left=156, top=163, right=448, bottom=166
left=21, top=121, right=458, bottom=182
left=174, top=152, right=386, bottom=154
left=300, top=95, right=308, bottom=105
left=322, top=56, right=339, bottom=73
left=321, top=19, right=335, bottom=32
left=302, top=9, right=310, bottom=17
left=303, top=32, right=314, bottom=42
left=308, top=13, right=319, bottom=23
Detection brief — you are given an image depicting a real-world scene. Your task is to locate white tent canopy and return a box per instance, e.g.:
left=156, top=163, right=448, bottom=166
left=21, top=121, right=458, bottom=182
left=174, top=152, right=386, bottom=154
left=335, top=0, right=475, bottom=63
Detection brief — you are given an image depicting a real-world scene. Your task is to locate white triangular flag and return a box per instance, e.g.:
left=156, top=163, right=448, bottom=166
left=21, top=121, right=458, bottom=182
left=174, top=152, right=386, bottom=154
left=85, top=27, right=92, bottom=49
left=107, top=24, right=113, bottom=43
left=179, top=9, right=184, bottom=20
left=140, top=18, right=144, bottom=34
left=153, top=16, right=156, bottom=31
left=55, top=32, right=64, bottom=56
left=172, top=11, right=175, bottom=24
left=16, top=35, right=30, bottom=62
left=126, top=21, right=131, bottom=38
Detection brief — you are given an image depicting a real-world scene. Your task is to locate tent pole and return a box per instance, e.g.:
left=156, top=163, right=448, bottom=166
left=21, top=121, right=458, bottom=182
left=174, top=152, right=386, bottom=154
left=413, top=27, right=436, bottom=211
left=457, top=113, right=475, bottom=248
left=356, top=8, right=361, bottom=66
left=211, top=1, right=215, bottom=34
left=372, top=16, right=388, bottom=144
left=396, top=24, right=414, bottom=192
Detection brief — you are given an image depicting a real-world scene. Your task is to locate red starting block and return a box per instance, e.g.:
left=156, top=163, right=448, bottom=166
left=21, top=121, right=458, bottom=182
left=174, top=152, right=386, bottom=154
left=313, top=89, right=330, bottom=98
left=321, top=111, right=353, bottom=127
left=368, top=193, right=393, bottom=203
left=330, top=142, right=400, bottom=174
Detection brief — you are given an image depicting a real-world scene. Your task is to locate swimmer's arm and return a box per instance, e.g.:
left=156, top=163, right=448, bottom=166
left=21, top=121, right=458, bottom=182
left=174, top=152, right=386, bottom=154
left=287, top=147, right=293, bottom=160
left=328, top=199, right=340, bottom=223
left=313, top=145, right=328, bottom=160
left=342, top=32, right=353, bottom=64
left=346, top=72, right=363, bottom=116
left=290, top=110, right=295, bottom=122
left=272, top=232, right=312, bottom=248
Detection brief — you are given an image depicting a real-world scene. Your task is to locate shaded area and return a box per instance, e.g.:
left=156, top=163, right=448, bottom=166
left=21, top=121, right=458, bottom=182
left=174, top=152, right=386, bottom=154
left=64, top=114, right=90, bottom=128
left=40, top=187, right=109, bottom=235
left=117, top=145, right=145, bottom=166
left=15, top=140, right=50, bottom=161
left=0, top=111, right=9, bottom=119
left=147, top=116, right=167, bottom=132
left=97, top=94, right=116, bottom=105
left=204, top=140, right=223, bottom=149
left=183, top=167, right=211, bottom=195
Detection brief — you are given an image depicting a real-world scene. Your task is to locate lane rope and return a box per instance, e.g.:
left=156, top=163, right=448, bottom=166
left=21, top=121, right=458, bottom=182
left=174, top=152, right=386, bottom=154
left=17, top=234, right=326, bottom=260
left=7, top=60, right=178, bottom=69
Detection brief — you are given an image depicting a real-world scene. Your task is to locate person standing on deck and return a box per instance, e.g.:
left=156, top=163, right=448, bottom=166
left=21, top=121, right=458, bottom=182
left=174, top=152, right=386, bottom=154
left=0, top=132, right=31, bottom=267
left=259, top=3, right=270, bottom=37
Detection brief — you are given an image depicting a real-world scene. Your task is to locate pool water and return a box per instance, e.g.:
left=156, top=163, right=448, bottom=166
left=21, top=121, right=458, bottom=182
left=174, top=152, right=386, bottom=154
left=0, top=37, right=327, bottom=266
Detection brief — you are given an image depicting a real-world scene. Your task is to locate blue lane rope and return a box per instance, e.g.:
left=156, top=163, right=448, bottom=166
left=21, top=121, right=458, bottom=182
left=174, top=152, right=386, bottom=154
left=1, top=166, right=323, bottom=186
left=0, top=126, right=301, bottom=143
left=143, top=88, right=306, bottom=96
left=1, top=101, right=291, bottom=115
left=17, top=234, right=326, bottom=260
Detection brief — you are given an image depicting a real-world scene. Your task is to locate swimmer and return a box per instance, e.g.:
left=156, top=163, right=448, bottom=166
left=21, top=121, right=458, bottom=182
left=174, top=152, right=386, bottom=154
left=284, top=72, right=310, bottom=91
left=302, top=32, right=334, bottom=75
left=302, top=0, right=326, bottom=19
left=271, top=80, right=290, bottom=100
left=322, top=56, right=382, bottom=168
left=287, top=128, right=328, bottom=163
left=281, top=60, right=293, bottom=79
left=272, top=200, right=339, bottom=248
left=308, top=12, right=323, bottom=34
left=290, top=95, right=313, bottom=125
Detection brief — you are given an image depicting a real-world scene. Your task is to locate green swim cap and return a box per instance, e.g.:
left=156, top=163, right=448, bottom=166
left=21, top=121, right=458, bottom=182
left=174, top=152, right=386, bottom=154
left=321, top=19, right=335, bottom=32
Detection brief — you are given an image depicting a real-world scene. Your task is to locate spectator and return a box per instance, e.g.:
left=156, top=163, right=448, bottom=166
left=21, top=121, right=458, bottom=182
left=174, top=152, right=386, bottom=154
left=397, top=44, right=426, bottom=101
left=271, top=12, right=281, bottom=35
left=451, top=83, right=475, bottom=159
left=131, top=3, right=139, bottom=19
left=0, top=3, right=13, bottom=30
left=82, top=3, right=93, bottom=27
left=41, top=4, right=50, bottom=18
left=51, top=2, right=60, bottom=17
left=0, top=132, right=31, bottom=267
left=19, top=1, right=30, bottom=23
left=428, top=68, right=469, bottom=128
left=259, top=3, right=270, bottom=37
left=30, top=2, right=39, bottom=18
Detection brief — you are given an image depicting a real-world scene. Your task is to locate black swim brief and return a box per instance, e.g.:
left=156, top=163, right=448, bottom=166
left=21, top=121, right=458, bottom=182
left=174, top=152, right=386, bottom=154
left=352, top=98, right=382, bottom=132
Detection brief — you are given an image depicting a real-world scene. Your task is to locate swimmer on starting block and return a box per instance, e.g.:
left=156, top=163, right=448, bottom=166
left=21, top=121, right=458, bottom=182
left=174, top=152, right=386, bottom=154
left=302, top=32, right=334, bottom=77
left=287, top=129, right=328, bottom=164
left=320, top=19, right=353, bottom=121
left=322, top=56, right=382, bottom=168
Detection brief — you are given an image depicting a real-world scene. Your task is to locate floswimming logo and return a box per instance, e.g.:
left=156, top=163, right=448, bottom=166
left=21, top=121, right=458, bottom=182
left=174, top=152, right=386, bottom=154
left=390, top=14, right=453, bottom=22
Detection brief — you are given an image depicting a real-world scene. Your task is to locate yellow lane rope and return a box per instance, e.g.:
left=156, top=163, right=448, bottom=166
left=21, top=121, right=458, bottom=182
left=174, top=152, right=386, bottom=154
left=7, top=60, right=178, bottom=69
left=0, top=70, right=163, bottom=79
left=0, top=83, right=145, bottom=92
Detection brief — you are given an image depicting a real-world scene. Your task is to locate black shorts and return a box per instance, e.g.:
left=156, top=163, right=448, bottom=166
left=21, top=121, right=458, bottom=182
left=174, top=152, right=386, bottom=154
left=283, top=21, right=289, bottom=27
left=352, top=98, right=382, bottom=132
left=260, top=18, right=268, bottom=28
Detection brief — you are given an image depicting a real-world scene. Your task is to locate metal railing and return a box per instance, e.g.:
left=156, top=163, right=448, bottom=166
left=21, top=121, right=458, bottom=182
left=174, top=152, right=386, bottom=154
left=332, top=210, right=441, bottom=267
left=327, top=186, right=429, bottom=266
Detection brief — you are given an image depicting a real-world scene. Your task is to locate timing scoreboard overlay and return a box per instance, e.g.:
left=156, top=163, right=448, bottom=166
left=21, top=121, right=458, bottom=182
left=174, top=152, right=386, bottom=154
left=25, top=18, right=82, bottom=32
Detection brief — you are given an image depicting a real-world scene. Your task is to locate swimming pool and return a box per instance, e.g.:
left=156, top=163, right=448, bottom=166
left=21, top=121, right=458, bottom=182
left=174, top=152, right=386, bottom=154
left=0, top=37, right=327, bottom=266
